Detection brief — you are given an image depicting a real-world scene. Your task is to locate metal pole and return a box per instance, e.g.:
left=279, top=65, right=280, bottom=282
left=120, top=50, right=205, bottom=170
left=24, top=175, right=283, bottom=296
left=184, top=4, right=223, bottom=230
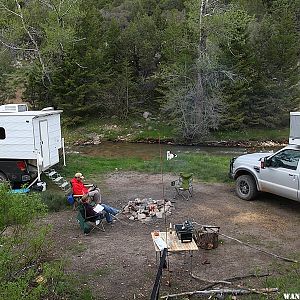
left=62, top=137, right=66, bottom=166
left=37, top=157, right=41, bottom=181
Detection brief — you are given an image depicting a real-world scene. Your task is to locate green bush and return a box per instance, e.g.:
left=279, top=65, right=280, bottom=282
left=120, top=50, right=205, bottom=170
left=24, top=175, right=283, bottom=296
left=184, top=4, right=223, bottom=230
left=40, top=191, right=69, bottom=212
left=0, top=185, right=93, bottom=299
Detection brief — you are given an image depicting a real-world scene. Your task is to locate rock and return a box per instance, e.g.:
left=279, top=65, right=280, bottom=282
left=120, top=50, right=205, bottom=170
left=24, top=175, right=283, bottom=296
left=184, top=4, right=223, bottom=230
left=129, top=216, right=135, bottom=221
left=133, top=122, right=142, bottom=128
left=164, top=205, right=170, bottom=212
left=156, top=200, right=164, bottom=206
left=143, top=112, right=150, bottom=119
left=93, top=136, right=101, bottom=145
left=156, top=212, right=163, bottom=219
left=123, top=207, right=130, bottom=213
left=138, top=213, right=146, bottom=220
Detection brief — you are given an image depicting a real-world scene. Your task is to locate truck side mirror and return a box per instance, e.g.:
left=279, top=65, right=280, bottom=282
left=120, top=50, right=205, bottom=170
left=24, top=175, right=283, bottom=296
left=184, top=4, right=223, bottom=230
left=261, top=157, right=269, bottom=169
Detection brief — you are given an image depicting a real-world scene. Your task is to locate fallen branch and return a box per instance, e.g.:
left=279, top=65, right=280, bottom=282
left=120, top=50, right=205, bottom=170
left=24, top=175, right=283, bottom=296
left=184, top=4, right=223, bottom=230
left=191, top=273, right=231, bottom=285
left=224, top=272, right=270, bottom=282
left=160, top=288, right=279, bottom=299
left=13, top=263, right=36, bottom=279
left=193, top=272, right=270, bottom=291
left=219, top=232, right=298, bottom=263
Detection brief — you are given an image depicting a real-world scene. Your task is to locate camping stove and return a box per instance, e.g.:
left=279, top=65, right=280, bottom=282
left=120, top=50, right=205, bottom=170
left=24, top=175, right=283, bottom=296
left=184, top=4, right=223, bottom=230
left=175, top=220, right=194, bottom=243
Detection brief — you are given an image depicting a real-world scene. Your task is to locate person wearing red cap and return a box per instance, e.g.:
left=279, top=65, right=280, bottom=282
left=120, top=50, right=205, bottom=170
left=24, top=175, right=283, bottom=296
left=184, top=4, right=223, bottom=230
left=71, top=172, right=101, bottom=203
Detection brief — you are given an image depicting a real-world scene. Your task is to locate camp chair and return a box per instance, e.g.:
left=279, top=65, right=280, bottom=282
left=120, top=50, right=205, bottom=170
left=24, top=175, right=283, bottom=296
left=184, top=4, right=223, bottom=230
left=171, top=173, right=193, bottom=200
left=77, top=202, right=105, bottom=234
left=69, top=181, right=98, bottom=210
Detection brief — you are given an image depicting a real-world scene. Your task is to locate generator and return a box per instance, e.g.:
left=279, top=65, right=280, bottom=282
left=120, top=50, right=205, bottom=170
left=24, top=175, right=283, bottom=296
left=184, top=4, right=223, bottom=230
left=175, top=220, right=194, bottom=243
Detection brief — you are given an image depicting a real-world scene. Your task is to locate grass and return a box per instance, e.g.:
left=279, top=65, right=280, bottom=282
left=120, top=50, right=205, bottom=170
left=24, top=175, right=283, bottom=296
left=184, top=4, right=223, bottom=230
left=265, top=259, right=300, bottom=299
left=59, top=153, right=231, bottom=184
left=211, top=128, right=289, bottom=142
left=40, top=191, right=69, bottom=212
left=62, top=117, right=175, bottom=144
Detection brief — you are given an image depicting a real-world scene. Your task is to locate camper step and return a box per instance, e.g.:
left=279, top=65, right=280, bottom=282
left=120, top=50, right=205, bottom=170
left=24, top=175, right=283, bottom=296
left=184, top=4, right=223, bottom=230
left=44, top=169, right=55, bottom=175
left=48, top=171, right=58, bottom=178
left=53, top=176, right=63, bottom=183
left=60, top=181, right=69, bottom=188
left=60, top=181, right=70, bottom=190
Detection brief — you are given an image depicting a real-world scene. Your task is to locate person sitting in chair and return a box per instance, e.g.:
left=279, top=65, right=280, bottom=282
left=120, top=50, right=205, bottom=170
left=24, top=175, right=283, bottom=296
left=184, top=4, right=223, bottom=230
left=71, top=172, right=102, bottom=204
left=81, top=196, right=119, bottom=224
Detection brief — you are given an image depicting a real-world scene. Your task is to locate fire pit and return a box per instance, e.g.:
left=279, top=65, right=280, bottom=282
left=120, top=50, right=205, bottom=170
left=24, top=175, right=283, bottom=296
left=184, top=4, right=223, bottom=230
left=123, top=198, right=173, bottom=221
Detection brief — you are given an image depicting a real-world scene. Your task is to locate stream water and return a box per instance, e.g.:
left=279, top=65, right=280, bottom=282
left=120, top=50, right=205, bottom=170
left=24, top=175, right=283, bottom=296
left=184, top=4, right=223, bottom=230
left=72, top=141, right=280, bottom=160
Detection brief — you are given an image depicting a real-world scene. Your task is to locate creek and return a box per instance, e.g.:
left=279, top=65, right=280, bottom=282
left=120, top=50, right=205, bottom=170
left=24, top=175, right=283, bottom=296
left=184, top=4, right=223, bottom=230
left=72, top=141, right=281, bottom=160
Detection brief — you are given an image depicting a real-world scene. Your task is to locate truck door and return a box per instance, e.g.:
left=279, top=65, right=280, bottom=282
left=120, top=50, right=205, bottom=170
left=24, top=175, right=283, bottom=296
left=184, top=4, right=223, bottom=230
left=259, top=149, right=300, bottom=201
left=39, top=120, right=50, bottom=169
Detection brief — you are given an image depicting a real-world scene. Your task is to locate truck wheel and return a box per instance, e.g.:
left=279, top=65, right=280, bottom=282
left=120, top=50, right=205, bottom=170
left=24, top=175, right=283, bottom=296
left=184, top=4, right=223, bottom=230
left=0, top=172, right=8, bottom=183
left=235, top=175, right=257, bottom=201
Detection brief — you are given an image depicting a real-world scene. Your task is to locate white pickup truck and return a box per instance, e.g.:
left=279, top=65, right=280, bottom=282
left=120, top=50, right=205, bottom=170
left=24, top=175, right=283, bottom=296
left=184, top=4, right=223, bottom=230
left=229, top=144, right=300, bottom=201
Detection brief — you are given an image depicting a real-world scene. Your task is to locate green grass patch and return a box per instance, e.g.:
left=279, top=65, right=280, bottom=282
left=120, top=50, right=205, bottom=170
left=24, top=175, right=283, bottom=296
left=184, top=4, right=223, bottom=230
left=60, top=153, right=231, bottom=183
left=265, top=264, right=300, bottom=298
left=211, top=128, right=289, bottom=142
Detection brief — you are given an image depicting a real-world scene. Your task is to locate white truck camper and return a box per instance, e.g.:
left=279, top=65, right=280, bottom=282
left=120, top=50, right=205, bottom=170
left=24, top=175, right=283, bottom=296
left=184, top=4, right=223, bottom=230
left=0, top=104, right=65, bottom=187
left=289, top=112, right=300, bottom=145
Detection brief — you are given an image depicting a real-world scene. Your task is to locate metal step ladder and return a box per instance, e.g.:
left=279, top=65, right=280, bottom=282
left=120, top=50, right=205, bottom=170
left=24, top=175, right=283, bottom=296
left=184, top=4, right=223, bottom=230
left=44, top=168, right=71, bottom=193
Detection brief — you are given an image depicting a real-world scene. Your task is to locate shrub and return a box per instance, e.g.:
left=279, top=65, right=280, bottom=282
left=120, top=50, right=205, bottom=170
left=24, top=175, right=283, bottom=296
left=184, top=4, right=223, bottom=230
left=0, top=185, right=91, bottom=299
left=40, top=191, right=69, bottom=212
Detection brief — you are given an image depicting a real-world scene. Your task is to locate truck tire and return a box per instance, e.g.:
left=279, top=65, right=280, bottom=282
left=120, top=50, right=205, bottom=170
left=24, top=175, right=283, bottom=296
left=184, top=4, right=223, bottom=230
left=0, top=172, right=8, bottom=183
left=235, top=175, right=257, bottom=201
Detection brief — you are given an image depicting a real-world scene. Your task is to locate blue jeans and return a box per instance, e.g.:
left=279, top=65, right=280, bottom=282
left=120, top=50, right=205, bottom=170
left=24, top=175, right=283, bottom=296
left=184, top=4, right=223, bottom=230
left=102, top=204, right=119, bottom=223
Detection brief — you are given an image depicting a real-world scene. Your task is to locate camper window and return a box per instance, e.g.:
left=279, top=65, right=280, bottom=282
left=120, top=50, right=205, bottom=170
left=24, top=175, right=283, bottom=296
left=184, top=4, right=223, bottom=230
left=0, top=127, right=5, bottom=139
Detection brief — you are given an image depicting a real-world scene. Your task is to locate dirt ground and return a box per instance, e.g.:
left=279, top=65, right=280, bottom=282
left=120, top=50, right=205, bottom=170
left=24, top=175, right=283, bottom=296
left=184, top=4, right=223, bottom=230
left=43, top=172, right=300, bottom=299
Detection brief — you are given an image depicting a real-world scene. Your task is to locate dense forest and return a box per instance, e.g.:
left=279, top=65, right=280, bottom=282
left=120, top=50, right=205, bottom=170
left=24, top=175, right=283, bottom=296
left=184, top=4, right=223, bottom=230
left=0, top=0, right=299, bottom=141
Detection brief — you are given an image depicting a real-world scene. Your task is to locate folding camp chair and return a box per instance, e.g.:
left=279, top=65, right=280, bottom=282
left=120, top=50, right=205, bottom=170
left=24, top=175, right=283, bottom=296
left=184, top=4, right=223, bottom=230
left=77, top=202, right=105, bottom=234
left=69, top=181, right=98, bottom=210
left=171, top=173, right=193, bottom=200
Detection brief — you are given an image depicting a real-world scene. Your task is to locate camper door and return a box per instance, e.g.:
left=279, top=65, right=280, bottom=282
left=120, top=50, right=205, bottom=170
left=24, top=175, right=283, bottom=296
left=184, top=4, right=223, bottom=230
left=39, top=120, right=51, bottom=169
